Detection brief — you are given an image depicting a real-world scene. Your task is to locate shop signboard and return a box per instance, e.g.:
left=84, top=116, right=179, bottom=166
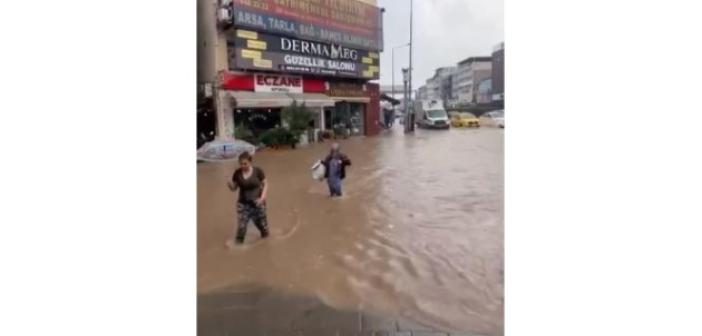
left=326, top=82, right=367, bottom=97
left=231, top=30, right=380, bottom=63
left=253, top=73, right=303, bottom=93
left=230, top=48, right=379, bottom=80
left=229, top=0, right=383, bottom=51
left=219, top=71, right=326, bottom=93
left=228, top=30, right=380, bottom=79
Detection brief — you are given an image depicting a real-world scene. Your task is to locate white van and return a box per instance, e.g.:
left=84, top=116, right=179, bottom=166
left=414, top=100, right=450, bottom=129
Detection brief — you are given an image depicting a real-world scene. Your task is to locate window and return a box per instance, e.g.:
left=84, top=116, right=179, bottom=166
left=427, top=110, right=447, bottom=118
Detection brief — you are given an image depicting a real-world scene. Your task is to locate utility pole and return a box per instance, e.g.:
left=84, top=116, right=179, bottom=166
left=392, top=43, right=410, bottom=103
left=393, top=43, right=410, bottom=128
left=406, top=0, right=415, bottom=133
left=402, top=67, right=409, bottom=127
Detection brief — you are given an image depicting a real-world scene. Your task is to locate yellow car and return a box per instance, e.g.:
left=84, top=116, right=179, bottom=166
left=450, top=112, right=480, bottom=128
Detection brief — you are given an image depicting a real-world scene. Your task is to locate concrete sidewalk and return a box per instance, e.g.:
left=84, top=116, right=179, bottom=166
left=198, top=287, right=487, bottom=336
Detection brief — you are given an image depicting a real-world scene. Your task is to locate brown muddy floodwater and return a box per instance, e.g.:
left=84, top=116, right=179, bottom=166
left=198, top=126, right=504, bottom=335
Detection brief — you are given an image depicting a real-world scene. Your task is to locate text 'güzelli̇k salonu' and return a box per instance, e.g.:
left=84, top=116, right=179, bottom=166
left=197, top=0, right=385, bottom=144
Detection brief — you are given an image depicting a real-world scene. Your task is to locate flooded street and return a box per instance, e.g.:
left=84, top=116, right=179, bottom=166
left=198, top=126, right=504, bottom=335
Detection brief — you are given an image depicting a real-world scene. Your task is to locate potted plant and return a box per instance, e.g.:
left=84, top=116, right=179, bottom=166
left=258, top=128, right=299, bottom=150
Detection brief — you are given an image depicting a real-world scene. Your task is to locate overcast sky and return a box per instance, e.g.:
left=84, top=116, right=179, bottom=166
left=377, top=0, right=504, bottom=88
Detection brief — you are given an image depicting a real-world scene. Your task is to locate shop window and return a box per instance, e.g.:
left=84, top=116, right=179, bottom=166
left=328, top=102, right=365, bottom=136
left=197, top=97, right=216, bottom=148
left=234, top=108, right=282, bottom=138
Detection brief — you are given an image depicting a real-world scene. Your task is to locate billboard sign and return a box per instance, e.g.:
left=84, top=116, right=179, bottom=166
left=228, top=30, right=379, bottom=79
left=229, top=0, right=383, bottom=51
left=231, top=29, right=379, bottom=63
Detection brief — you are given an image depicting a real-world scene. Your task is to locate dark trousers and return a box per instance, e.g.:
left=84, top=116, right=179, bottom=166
left=385, top=113, right=393, bottom=127
left=328, top=176, right=343, bottom=196
left=235, top=202, right=269, bottom=243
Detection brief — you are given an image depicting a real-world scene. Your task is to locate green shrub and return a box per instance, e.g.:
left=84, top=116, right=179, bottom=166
left=281, top=129, right=298, bottom=147
left=258, top=128, right=298, bottom=148
left=256, top=102, right=313, bottom=149
left=258, top=128, right=280, bottom=146
left=282, top=101, right=314, bottom=138
left=235, top=124, right=259, bottom=145
left=234, top=124, right=251, bottom=138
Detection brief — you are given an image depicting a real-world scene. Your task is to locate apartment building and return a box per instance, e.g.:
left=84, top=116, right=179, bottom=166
left=491, top=42, right=504, bottom=103
left=422, top=66, right=457, bottom=101
left=451, top=57, right=492, bottom=104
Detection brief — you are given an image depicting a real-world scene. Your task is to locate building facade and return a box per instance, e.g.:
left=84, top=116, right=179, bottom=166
left=491, top=42, right=504, bottom=104
left=422, top=67, right=456, bottom=102
left=197, top=0, right=384, bottom=143
left=451, top=57, right=492, bottom=105
left=477, top=78, right=492, bottom=104
left=416, top=85, right=428, bottom=100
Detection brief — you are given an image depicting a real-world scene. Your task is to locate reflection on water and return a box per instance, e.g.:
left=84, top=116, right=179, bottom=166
left=198, top=127, right=504, bottom=335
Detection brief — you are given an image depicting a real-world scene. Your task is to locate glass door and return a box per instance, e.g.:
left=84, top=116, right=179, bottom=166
left=348, top=103, right=364, bottom=136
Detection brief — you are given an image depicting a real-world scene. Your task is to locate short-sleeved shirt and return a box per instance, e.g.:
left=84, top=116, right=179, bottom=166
left=232, top=167, right=266, bottom=204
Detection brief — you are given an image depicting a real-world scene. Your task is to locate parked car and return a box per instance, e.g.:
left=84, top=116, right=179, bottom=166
left=480, top=110, right=505, bottom=128
left=450, top=112, right=480, bottom=128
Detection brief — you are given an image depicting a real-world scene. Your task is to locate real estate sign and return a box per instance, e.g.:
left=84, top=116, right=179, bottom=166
left=229, top=0, right=383, bottom=51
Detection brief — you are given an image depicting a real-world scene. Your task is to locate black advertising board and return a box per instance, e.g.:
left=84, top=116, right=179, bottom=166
left=229, top=47, right=379, bottom=79
left=231, top=29, right=378, bottom=64
left=228, top=0, right=383, bottom=51
left=228, top=29, right=379, bottom=80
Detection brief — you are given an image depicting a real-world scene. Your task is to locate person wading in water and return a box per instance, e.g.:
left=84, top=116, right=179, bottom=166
left=321, top=143, right=352, bottom=197
left=226, top=152, right=269, bottom=246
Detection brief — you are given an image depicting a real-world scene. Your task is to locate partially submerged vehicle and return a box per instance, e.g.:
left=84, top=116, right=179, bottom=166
left=480, top=110, right=505, bottom=128
left=414, top=100, right=450, bottom=129
left=450, top=112, right=480, bottom=128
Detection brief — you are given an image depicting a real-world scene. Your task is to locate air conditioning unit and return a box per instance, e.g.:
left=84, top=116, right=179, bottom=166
left=203, top=83, right=213, bottom=98
left=218, top=8, right=231, bottom=24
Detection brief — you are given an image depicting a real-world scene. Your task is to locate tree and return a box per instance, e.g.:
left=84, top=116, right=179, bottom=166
left=281, top=100, right=314, bottom=140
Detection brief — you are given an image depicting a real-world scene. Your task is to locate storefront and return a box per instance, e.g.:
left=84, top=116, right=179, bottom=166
left=324, top=82, right=372, bottom=136
left=219, top=72, right=380, bottom=139
left=230, top=91, right=335, bottom=135
left=197, top=95, right=216, bottom=149
left=209, top=0, right=384, bottom=142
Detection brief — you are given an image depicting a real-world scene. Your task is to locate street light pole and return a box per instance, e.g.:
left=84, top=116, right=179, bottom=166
left=392, top=43, right=410, bottom=102
left=402, top=67, right=409, bottom=127
left=408, top=0, right=414, bottom=132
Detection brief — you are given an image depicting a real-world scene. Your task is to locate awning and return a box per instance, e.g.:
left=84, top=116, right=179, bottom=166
left=228, top=91, right=293, bottom=108
left=330, top=96, right=371, bottom=103
left=228, top=91, right=336, bottom=108
left=380, top=93, right=401, bottom=105
left=287, top=93, right=336, bottom=108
